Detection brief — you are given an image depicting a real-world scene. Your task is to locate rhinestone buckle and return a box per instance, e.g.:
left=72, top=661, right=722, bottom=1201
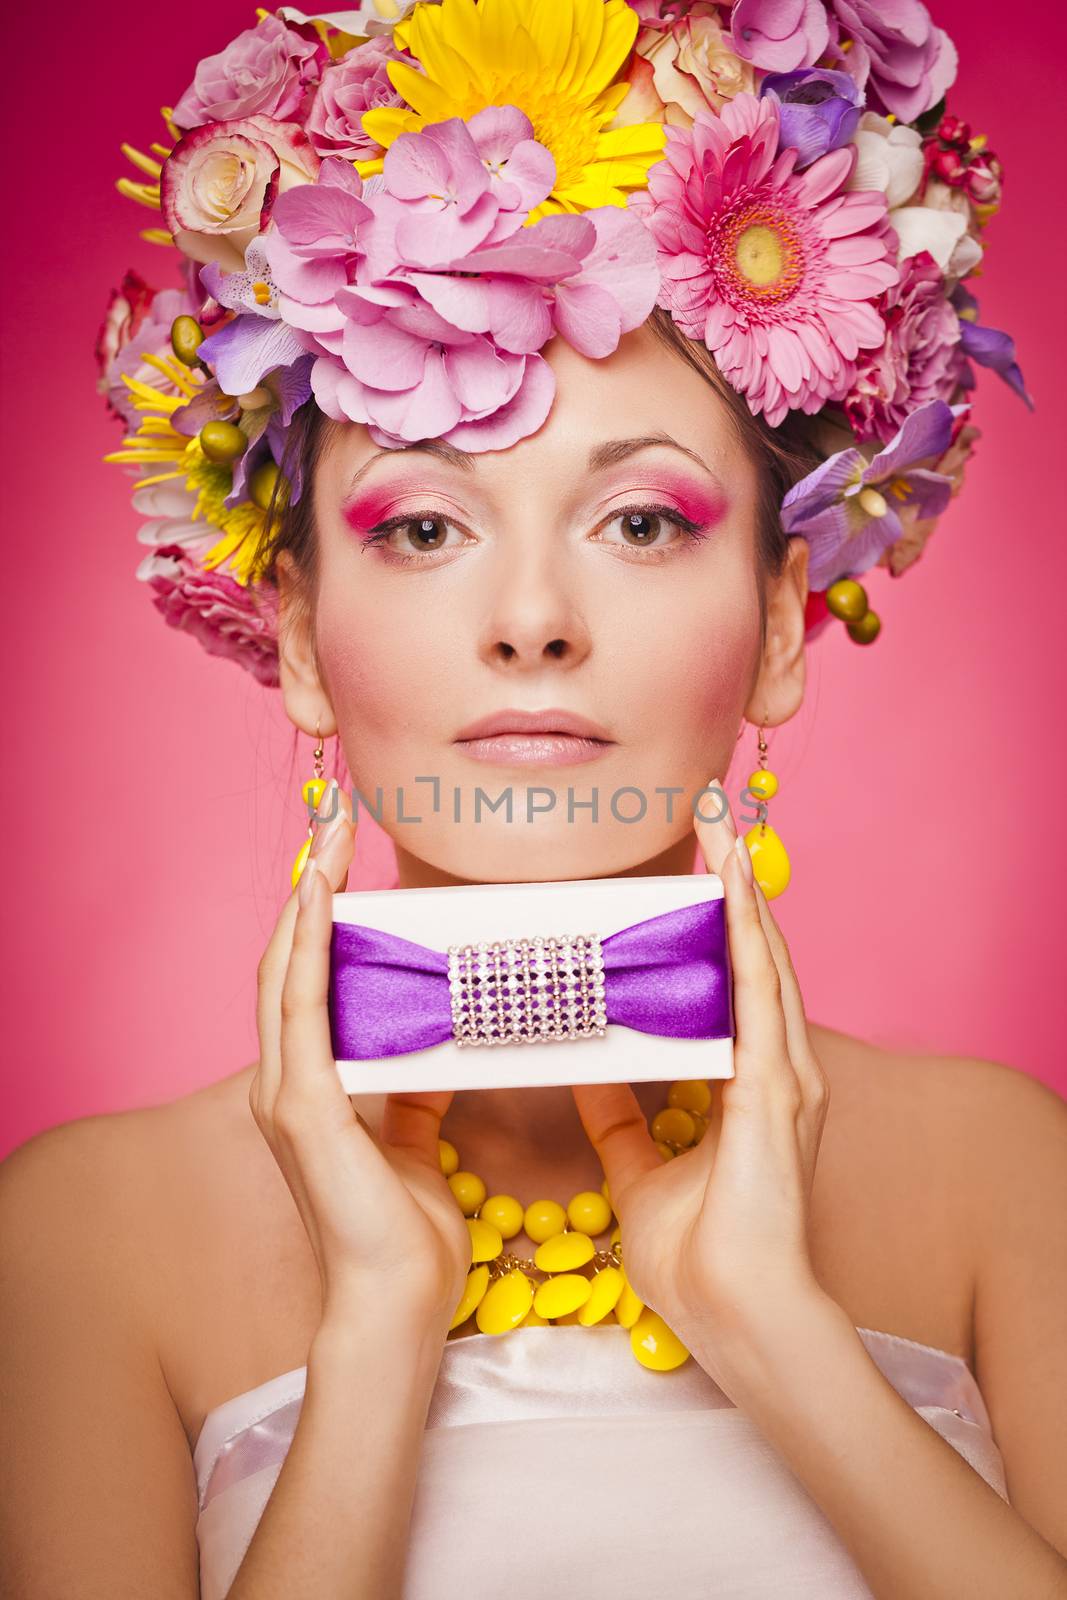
left=447, top=932, right=607, bottom=1047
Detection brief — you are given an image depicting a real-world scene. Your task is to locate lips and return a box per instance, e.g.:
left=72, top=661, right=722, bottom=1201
left=453, top=707, right=613, bottom=742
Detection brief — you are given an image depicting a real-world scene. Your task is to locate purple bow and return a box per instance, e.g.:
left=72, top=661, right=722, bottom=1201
left=328, top=900, right=734, bottom=1061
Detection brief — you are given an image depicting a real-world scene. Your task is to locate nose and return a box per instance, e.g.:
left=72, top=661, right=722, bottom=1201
left=478, top=543, right=593, bottom=671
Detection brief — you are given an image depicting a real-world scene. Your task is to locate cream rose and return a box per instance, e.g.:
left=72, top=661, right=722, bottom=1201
left=160, top=114, right=320, bottom=271
left=613, top=10, right=754, bottom=128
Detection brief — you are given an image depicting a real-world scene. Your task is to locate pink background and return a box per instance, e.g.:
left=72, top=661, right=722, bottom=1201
left=2, top=1, right=1064, bottom=1160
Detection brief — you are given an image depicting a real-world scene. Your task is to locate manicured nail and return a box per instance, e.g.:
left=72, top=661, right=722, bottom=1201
left=310, top=782, right=345, bottom=858
left=298, top=855, right=319, bottom=909
left=734, top=832, right=754, bottom=885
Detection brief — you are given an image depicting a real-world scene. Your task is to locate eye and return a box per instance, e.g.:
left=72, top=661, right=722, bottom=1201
left=361, top=511, right=469, bottom=563
left=595, top=503, right=708, bottom=555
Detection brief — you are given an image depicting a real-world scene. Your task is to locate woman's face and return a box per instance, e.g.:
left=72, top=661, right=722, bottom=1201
left=299, top=323, right=784, bottom=884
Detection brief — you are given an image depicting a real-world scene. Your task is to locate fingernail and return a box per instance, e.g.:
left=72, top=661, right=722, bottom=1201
left=298, top=854, right=318, bottom=909
left=310, top=781, right=346, bottom=858
left=734, top=832, right=754, bottom=885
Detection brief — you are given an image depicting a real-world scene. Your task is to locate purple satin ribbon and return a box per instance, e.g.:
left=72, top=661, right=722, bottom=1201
left=328, top=899, right=733, bottom=1061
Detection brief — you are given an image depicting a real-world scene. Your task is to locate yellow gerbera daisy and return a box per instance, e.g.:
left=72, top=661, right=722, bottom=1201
left=358, top=0, right=666, bottom=216
left=103, top=354, right=270, bottom=586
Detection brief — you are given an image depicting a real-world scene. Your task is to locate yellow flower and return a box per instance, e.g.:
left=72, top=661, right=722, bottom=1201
left=358, top=0, right=666, bottom=216
left=103, top=354, right=269, bottom=586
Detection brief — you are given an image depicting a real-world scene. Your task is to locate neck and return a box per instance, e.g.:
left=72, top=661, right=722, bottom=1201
left=392, top=828, right=701, bottom=888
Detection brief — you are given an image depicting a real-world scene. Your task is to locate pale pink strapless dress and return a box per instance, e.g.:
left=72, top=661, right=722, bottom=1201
left=193, top=1322, right=1008, bottom=1599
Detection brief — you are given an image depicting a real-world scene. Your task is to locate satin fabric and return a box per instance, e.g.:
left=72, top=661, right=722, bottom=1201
left=329, top=899, right=734, bottom=1060
left=193, top=1322, right=1008, bottom=1599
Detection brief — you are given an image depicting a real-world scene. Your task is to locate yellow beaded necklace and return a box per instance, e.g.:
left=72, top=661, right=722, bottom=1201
left=438, top=1077, right=713, bottom=1371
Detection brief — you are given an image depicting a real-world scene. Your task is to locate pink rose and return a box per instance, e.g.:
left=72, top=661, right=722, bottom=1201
left=305, top=36, right=409, bottom=160
left=614, top=4, right=754, bottom=126
left=161, top=115, right=321, bottom=272
left=172, top=14, right=326, bottom=129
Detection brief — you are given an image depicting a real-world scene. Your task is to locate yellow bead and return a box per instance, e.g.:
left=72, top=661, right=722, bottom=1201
left=614, top=1268, right=644, bottom=1329
left=687, top=1110, right=708, bottom=1142
left=290, top=835, right=311, bottom=890
left=534, top=1230, right=595, bottom=1273
left=743, top=824, right=791, bottom=899
left=170, top=314, right=204, bottom=367
left=630, top=1308, right=690, bottom=1371
left=480, top=1194, right=524, bottom=1239
left=466, top=1216, right=503, bottom=1264
left=654, top=1140, right=675, bottom=1161
left=248, top=459, right=281, bottom=512
left=448, top=1171, right=486, bottom=1216
left=668, top=1079, right=711, bottom=1116
left=609, top=1223, right=621, bottom=1246
left=747, top=767, right=779, bottom=801
left=577, top=1265, right=624, bottom=1325
left=554, top=1309, right=585, bottom=1324
left=438, top=1138, right=459, bottom=1177
left=521, top=1305, right=549, bottom=1326
left=302, top=777, right=329, bottom=812
left=523, top=1198, right=568, bottom=1243
left=651, top=1107, right=697, bottom=1147
left=449, top=1263, right=489, bottom=1330
left=533, top=1273, right=593, bottom=1320
left=847, top=609, right=881, bottom=645
left=475, top=1270, right=534, bottom=1334
left=825, top=578, right=868, bottom=622
left=567, top=1190, right=613, bottom=1236
left=198, top=420, right=247, bottom=464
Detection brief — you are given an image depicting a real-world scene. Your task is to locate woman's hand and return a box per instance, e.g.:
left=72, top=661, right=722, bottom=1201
left=251, top=780, right=471, bottom=1342
left=571, top=779, right=833, bottom=1388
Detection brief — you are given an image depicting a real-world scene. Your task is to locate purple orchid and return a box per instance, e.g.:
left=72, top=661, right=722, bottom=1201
left=952, top=286, right=1034, bottom=410
left=759, top=68, right=863, bottom=169
left=781, top=398, right=961, bottom=588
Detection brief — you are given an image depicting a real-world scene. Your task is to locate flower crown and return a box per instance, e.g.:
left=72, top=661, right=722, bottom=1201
left=100, top=0, right=1031, bottom=685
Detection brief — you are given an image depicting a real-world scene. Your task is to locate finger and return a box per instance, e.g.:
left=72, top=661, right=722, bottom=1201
left=571, top=1082, right=661, bottom=1213
left=256, top=784, right=356, bottom=1116
left=751, top=883, right=827, bottom=1113
left=719, top=834, right=794, bottom=1098
left=692, top=775, right=734, bottom=879
left=380, top=1091, right=455, bottom=1172
left=278, top=855, right=342, bottom=1098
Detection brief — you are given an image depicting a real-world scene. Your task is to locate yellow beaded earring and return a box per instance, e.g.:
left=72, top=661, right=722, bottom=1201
left=742, top=719, right=791, bottom=899
left=290, top=716, right=331, bottom=890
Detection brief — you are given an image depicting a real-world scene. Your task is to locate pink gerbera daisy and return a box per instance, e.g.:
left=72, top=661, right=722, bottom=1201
left=636, top=92, right=899, bottom=426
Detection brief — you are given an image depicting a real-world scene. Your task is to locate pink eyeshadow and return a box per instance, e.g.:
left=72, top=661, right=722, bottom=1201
left=617, top=472, right=729, bottom=528
left=342, top=479, right=442, bottom=535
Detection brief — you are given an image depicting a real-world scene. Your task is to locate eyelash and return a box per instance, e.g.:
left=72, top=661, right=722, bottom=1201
left=359, top=502, right=711, bottom=566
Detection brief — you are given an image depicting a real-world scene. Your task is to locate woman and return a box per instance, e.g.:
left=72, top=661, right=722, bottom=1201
left=2, top=2, right=1065, bottom=1596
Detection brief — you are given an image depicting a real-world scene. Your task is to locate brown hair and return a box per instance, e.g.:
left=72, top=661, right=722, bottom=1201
left=256, top=305, right=819, bottom=652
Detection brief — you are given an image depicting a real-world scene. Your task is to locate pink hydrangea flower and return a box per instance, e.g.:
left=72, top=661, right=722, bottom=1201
left=635, top=92, right=898, bottom=427
left=844, top=251, right=964, bottom=441
left=172, top=14, right=326, bottom=129
left=305, top=36, right=409, bottom=161
left=262, top=109, right=660, bottom=450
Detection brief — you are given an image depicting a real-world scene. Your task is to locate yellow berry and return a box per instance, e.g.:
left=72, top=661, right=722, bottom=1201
left=198, top=420, right=247, bottom=464
left=826, top=578, right=869, bottom=621
left=847, top=610, right=881, bottom=644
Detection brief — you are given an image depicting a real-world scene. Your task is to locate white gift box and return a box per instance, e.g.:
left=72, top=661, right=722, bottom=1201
left=330, top=874, right=734, bottom=1093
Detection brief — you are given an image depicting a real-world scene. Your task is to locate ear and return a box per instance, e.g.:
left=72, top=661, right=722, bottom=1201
left=744, top=534, right=808, bottom=729
left=275, top=548, right=338, bottom=739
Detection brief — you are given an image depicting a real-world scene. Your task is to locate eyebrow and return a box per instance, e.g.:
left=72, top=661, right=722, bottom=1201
left=343, top=439, right=476, bottom=496
left=342, top=431, right=716, bottom=496
left=587, top=434, right=715, bottom=474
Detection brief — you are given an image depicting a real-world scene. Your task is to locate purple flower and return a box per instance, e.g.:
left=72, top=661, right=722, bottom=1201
left=759, top=68, right=863, bottom=169
left=172, top=14, right=326, bottom=129
left=781, top=398, right=960, bottom=587
left=953, top=286, right=1034, bottom=410
left=844, top=251, right=963, bottom=442
left=732, top=0, right=957, bottom=123
left=305, top=36, right=409, bottom=161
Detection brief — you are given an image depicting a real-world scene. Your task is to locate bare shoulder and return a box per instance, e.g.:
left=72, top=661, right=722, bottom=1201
left=803, top=1021, right=1066, bottom=1358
